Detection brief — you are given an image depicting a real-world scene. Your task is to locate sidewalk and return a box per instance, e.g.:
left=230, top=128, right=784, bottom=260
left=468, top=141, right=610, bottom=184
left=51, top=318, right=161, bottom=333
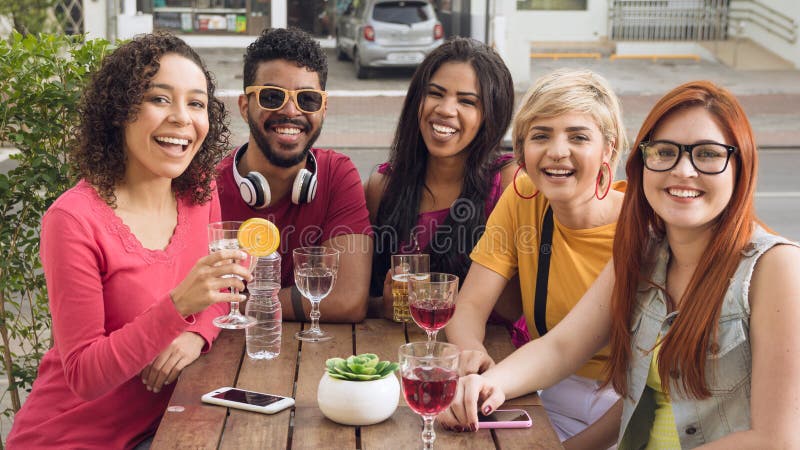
left=197, top=46, right=800, bottom=151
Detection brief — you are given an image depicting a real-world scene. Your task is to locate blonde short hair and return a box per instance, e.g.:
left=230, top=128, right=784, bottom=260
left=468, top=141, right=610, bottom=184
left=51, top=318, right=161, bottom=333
left=512, top=68, right=627, bottom=175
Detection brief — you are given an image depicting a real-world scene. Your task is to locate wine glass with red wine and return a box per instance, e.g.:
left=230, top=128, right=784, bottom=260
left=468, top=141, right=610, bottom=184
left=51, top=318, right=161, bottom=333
left=408, top=273, right=458, bottom=343
left=398, top=342, right=460, bottom=450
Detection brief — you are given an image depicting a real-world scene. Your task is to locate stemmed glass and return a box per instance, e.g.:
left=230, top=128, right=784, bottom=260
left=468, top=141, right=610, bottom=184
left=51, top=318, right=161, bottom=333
left=293, top=246, right=340, bottom=342
left=208, top=221, right=258, bottom=329
left=390, top=253, right=430, bottom=322
left=408, top=273, right=458, bottom=343
left=399, top=342, right=460, bottom=450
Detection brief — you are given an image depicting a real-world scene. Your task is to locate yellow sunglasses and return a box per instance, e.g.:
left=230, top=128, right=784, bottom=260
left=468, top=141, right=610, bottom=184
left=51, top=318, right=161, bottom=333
left=245, top=86, right=328, bottom=114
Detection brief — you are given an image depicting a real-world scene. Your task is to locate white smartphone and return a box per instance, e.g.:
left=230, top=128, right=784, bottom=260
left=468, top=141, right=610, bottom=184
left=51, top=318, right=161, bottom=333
left=201, top=387, right=295, bottom=414
left=477, top=409, right=533, bottom=429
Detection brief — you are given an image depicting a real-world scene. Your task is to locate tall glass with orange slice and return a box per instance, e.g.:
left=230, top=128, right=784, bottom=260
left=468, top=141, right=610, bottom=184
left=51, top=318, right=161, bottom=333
left=207, top=219, right=280, bottom=329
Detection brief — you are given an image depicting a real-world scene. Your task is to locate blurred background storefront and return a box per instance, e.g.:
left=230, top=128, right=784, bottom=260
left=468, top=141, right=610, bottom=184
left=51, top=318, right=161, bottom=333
left=136, top=0, right=342, bottom=36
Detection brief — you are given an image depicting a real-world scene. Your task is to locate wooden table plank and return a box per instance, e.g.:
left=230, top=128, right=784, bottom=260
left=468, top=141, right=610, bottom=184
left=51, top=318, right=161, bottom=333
left=353, top=318, right=406, bottom=361
left=372, top=407, right=496, bottom=449
left=294, top=407, right=357, bottom=449
left=353, top=318, right=406, bottom=407
left=154, top=317, right=564, bottom=449
left=219, top=322, right=302, bottom=450
left=356, top=319, right=416, bottom=448
left=293, top=323, right=354, bottom=406
left=292, top=323, right=356, bottom=448
left=151, top=330, right=244, bottom=449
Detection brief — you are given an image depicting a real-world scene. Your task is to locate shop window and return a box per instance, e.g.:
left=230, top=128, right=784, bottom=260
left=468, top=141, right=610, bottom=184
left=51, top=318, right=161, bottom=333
left=152, top=0, right=248, bottom=33
left=517, top=0, right=587, bottom=10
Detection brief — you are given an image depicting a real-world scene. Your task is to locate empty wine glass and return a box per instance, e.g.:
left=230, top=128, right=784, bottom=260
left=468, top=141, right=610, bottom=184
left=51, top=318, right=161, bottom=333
left=293, top=246, right=339, bottom=342
left=208, top=221, right=258, bottom=329
left=399, top=342, right=460, bottom=450
left=408, top=273, right=458, bottom=343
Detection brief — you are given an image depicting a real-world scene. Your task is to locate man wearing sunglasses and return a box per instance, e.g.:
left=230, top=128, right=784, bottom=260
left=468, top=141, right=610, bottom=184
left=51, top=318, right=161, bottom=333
left=217, top=27, right=373, bottom=323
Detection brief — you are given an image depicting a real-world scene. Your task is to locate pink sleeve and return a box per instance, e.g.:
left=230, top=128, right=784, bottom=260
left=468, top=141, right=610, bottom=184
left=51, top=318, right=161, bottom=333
left=186, top=188, right=226, bottom=352
left=321, top=157, right=374, bottom=241
left=41, top=209, right=192, bottom=401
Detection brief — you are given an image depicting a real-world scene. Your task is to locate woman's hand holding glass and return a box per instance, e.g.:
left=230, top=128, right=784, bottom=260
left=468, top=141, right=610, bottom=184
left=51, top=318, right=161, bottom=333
left=208, top=221, right=260, bottom=329
left=169, top=249, right=253, bottom=317
left=438, top=373, right=507, bottom=432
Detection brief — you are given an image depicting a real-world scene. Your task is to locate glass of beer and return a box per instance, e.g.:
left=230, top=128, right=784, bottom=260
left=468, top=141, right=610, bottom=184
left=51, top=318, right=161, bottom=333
left=391, top=254, right=429, bottom=323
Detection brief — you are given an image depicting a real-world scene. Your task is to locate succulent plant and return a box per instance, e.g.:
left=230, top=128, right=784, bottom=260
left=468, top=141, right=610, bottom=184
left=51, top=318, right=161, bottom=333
left=325, top=353, right=399, bottom=381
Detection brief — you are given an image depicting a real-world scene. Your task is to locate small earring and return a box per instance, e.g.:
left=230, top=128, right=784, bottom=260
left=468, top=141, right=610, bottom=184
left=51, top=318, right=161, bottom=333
left=595, top=161, right=612, bottom=200
left=513, top=164, right=538, bottom=199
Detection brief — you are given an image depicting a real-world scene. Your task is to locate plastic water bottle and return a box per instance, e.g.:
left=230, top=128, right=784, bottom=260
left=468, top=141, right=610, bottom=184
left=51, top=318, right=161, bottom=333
left=246, top=252, right=282, bottom=360
left=252, top=251, right=282, bottom=285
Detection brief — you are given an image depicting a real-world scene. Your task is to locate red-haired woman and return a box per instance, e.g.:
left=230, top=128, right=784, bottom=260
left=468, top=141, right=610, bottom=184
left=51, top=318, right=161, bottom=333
left=441, top=81, right=800, bottom=448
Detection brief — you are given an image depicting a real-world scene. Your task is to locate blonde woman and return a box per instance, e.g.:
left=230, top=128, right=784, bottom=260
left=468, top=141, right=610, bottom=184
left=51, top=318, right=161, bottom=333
left=444, top=69, right=627, bottom=446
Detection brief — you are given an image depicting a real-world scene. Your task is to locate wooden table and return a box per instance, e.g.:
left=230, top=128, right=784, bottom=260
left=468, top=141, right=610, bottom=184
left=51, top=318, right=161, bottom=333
left=151, top=319, right=563, bottom=449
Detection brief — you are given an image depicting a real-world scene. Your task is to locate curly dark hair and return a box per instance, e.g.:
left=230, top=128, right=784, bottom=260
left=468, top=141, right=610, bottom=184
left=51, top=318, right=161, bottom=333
left=72, top=31, right=230, bottom=206
left=243, top=27, right=328, bottom=90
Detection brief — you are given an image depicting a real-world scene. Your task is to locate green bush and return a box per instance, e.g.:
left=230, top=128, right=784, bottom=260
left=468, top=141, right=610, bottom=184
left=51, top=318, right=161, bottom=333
left=0, top=32, right=110, bottom=432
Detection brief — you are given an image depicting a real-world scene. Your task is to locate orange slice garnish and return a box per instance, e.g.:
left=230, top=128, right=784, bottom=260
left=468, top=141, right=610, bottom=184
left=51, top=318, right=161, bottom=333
left=238, top=218, right=280, bottom=257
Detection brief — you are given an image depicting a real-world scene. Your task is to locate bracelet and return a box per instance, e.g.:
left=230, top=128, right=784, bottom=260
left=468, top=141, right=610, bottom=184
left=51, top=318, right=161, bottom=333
left=291, top=285, right=306, bottom=321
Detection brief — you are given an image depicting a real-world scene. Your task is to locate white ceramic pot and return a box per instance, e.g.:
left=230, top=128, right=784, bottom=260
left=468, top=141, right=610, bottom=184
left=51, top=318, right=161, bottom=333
left=317, top=373, right=400, bottom=426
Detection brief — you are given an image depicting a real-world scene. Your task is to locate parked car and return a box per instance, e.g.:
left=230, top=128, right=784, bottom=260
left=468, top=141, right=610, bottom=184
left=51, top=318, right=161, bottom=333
left=336, top=0, right=444, bottom=79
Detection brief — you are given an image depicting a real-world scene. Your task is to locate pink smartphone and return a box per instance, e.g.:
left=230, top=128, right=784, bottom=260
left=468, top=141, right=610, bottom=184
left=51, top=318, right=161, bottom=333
left=477, top=408, right=533, bottom=429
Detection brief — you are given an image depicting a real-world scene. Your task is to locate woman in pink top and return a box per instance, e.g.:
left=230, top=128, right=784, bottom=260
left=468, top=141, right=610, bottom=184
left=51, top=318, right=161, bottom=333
left=7, top=33, right=250, bottom=449
left=364, top=37, right=518, bottom=319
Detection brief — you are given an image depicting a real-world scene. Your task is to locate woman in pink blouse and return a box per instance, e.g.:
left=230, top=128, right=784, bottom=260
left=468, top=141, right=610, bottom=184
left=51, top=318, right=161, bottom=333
left=7, top=32, right=249, bottom=449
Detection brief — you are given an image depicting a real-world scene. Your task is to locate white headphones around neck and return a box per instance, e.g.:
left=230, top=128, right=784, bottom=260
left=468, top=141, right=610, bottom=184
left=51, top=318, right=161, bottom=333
left=232, top=143, right=318, bottom=209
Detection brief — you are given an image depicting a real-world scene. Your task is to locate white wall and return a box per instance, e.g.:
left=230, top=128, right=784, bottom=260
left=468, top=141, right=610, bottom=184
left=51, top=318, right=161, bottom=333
left=499, top=0, right=610, bottom=89
left=272, top=0, right=287, bottom=29
left=510, top=0, right=608, bottom=42
left=84, top=0, right=109, bottom=39
left=470, top=0, right=487, bottom=43
left=0, top=15, right=12, bottom=37
left=736, top=0, right=800, bottom=68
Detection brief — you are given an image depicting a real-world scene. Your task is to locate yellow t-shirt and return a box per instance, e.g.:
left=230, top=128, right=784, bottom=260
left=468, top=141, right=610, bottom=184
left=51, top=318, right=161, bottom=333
left=470, top=175, right=626, bottom=380
left=645, top=342, right=681, bottom=449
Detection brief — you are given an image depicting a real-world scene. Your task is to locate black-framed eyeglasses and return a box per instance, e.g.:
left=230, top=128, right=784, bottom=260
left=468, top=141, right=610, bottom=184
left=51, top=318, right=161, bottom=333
left=640, top=140, right=737, bottom=175
left=244, top=86, right=328, bottom=114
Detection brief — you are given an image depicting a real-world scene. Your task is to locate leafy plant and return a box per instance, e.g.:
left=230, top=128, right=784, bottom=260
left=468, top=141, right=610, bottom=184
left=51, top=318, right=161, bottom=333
left=325, top=353, right=398, bottom=381
left=0, top=32, right=110, bottom=438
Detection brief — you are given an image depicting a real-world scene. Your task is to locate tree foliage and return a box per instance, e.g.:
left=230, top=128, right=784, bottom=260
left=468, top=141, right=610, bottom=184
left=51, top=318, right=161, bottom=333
left=0, top=32, right=110, bottom=439
left=0, top=0, right=60, bottom=36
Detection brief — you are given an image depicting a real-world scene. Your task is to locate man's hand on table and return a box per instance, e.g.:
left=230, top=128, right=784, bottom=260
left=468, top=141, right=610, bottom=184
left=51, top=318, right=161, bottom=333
left=141, top=331, right=205, bottom=393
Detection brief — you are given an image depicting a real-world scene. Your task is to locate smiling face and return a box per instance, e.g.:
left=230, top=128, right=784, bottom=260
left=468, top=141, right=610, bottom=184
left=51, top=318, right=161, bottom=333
left=122, top=53, right=209, bottom=183
left=643, top=106, right=736, bottom=233
left=522, top=112, right=611, bottom=204
left=240, top=59, right=326, bottom=168
left=418, top=61, right=482, bottom=159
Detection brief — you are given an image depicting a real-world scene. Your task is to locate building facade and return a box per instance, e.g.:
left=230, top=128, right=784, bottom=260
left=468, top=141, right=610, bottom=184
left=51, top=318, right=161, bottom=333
left=79, top=0, right=800, bottom=88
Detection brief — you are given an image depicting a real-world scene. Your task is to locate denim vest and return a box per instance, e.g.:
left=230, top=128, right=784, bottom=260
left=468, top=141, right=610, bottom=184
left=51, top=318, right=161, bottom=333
left=618, top=226, right=797, bottom=449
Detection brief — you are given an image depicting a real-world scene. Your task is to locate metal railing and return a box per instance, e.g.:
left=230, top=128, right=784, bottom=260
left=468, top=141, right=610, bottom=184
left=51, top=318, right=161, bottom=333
left=730, top=0, right=797, bottom=43
left=609, top=0, right=730, bottom=41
